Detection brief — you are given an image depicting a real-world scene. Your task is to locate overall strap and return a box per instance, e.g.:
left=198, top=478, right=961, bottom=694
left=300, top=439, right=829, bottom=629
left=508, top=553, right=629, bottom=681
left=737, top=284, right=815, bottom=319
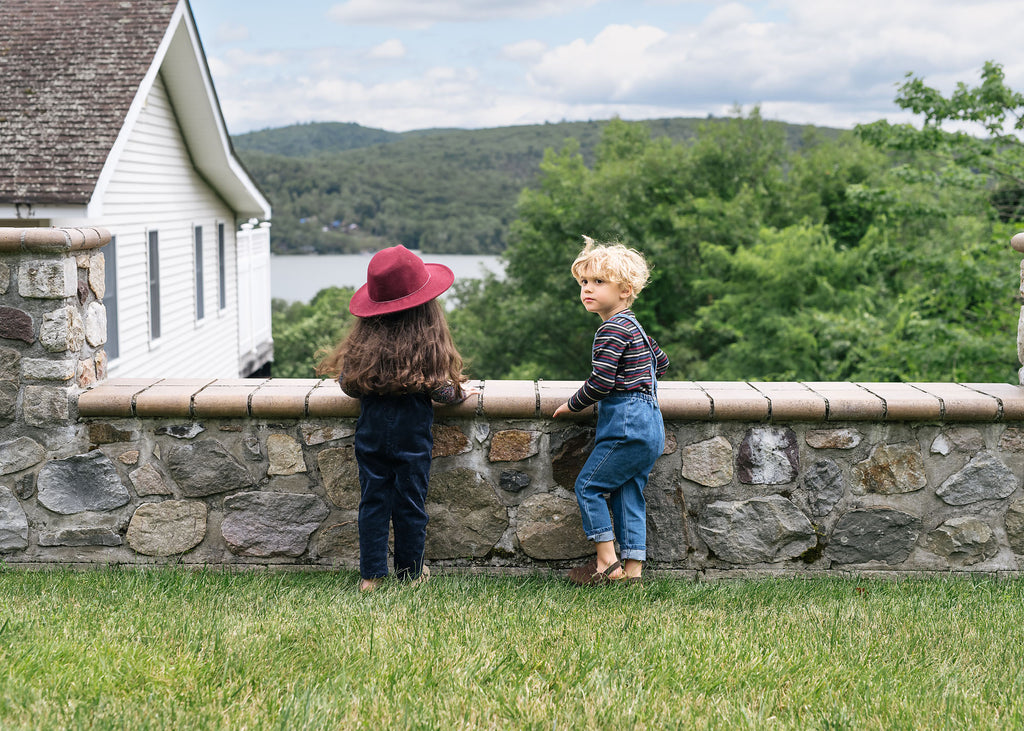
left=613, top=312, right=659, bottom=400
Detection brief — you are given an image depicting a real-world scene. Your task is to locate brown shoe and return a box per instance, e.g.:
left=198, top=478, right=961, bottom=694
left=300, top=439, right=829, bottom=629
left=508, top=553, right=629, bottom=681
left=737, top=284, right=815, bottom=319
left=568, top=560, right=622, bottom=586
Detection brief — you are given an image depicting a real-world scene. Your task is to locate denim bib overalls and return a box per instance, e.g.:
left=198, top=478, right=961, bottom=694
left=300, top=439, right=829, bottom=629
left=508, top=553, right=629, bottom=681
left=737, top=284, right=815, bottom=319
left=354, top=392, right=434, bottom=580
left=574, top=313, right=665, bottom=562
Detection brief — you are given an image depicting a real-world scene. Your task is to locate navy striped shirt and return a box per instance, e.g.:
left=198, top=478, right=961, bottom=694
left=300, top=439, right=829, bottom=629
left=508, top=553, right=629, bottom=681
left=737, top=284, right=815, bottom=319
left=568, top=309, right=669, bottom=412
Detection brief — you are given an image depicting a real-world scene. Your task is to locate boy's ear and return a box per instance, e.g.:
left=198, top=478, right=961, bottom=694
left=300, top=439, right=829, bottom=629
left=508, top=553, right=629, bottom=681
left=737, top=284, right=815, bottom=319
left=619, top=283, right=634, bottom=300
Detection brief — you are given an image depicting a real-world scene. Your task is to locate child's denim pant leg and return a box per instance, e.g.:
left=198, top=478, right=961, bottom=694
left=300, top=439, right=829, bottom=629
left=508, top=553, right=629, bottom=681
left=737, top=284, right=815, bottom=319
left=574, top=392, right=664, bottom=562
left=355, top=393, right=434, bottom=580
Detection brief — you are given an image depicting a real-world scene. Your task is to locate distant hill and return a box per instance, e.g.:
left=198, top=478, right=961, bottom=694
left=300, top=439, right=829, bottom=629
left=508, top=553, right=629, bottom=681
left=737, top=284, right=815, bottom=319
left=233, top=122, right=400, bottom=157
left=233, top=117, right=841, bottom=255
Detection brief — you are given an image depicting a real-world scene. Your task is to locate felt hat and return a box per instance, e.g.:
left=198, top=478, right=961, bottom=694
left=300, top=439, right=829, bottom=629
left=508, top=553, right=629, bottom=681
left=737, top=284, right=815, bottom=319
left=348, top=245, right=454, bottom=317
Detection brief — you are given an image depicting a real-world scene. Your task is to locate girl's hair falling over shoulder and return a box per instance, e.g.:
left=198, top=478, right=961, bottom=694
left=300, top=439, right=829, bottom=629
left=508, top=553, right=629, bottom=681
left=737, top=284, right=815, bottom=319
left=316, top=299, right=466, bottom=396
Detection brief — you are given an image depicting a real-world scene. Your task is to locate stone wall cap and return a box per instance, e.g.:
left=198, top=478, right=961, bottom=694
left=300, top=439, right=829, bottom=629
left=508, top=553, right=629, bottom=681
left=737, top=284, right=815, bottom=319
left=71, top=379, right=1024, bottom=423
left=0, top=227, right=111, bottom=253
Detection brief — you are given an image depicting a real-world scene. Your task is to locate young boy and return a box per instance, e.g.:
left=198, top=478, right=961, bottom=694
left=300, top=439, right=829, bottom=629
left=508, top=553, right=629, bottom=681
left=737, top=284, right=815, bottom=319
left=553, top=236, right=668, bottom=584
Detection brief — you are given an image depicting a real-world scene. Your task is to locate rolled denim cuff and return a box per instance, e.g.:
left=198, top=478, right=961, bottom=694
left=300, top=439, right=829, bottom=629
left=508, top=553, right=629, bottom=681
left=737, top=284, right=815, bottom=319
left=587, top=529, right=616, bottom=544
left=619, top=547, right=646, bottom=562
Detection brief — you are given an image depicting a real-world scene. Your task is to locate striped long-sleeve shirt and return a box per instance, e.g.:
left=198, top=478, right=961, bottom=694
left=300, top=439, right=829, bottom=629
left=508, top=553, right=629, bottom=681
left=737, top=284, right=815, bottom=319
left=567, top=309, right=669, bottom=412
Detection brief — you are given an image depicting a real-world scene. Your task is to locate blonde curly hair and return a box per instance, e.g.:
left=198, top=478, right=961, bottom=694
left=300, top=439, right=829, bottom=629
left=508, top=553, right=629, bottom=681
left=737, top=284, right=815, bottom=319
left=570, top=236, right=651, bottom=306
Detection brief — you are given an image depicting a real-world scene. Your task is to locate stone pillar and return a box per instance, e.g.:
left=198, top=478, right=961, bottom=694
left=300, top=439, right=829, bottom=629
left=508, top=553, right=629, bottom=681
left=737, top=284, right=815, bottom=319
left=0, top=227, right=110, bottom=452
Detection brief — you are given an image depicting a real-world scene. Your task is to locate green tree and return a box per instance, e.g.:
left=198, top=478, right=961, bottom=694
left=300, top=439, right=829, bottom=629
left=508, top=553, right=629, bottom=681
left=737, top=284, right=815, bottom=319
left=857, top=60, right=1024, bottom=222
left=270, top=287, right=355, bottom=378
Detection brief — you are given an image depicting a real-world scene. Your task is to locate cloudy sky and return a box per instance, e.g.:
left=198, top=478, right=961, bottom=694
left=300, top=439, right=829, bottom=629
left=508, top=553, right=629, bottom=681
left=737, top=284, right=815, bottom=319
left=188, top=0, right=1024, bottom=135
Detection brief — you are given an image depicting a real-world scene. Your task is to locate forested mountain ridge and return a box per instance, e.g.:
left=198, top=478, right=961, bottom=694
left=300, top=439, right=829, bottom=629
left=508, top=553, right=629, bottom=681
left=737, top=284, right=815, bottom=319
left=232, top=117, right=838, bottom=255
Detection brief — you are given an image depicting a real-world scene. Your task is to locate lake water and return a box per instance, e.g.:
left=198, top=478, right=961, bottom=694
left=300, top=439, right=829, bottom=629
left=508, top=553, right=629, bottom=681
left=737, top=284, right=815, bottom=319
left=271, top=253, right=506, bottom=303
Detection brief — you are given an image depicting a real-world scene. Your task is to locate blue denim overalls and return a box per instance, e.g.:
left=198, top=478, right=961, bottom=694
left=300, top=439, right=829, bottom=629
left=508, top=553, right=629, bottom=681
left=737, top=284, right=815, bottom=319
left=574, top=313, right=665, bottom=562
left=354, top=392, right=434, bottom=580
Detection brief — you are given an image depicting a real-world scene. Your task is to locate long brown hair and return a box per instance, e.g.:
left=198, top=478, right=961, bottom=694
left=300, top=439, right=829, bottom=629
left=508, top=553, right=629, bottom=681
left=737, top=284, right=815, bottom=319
left=316, top=299, right=466, bottom=395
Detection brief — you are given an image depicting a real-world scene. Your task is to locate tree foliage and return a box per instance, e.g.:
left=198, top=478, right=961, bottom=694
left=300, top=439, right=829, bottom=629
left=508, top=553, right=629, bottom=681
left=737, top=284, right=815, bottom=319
left=449, top=99, right=1020, bottom=384
left=269, top=66, right=1024, bottom=384
left=270, top=287, right=355, bottom=378
left=235, top=117, right=829, bottom=255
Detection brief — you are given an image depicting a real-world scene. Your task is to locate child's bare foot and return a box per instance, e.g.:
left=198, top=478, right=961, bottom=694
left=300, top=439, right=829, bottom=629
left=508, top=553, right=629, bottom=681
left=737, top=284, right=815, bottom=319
left=623, top=559, right=643, bottom=580
left=359, top=577, right=383, bottom=593
left=596, top=560, right=626, bottom=581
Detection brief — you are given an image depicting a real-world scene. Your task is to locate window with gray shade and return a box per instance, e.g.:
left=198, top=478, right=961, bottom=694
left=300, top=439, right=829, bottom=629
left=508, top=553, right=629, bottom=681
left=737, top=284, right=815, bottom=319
left=195, top=225, right=204, bottom=320
left=218, top=222, right=226, bottom=310
left=148, top=230, right=160, bottom=340
left=103, top=235, right=119, bottom=360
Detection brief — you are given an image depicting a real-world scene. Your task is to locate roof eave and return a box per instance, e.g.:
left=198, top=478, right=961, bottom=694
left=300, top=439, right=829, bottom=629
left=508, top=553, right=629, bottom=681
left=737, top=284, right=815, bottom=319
left=160, top=5, right=271, bottom=221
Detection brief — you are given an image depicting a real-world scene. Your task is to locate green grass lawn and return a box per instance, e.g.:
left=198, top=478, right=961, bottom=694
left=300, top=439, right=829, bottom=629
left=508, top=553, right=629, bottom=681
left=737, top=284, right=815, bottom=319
left=1, top=567, right=1023, bottom=730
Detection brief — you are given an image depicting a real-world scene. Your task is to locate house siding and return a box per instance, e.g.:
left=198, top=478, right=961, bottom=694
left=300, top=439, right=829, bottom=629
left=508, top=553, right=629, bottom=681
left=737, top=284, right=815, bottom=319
left=60, top=74, right=243, bottom=378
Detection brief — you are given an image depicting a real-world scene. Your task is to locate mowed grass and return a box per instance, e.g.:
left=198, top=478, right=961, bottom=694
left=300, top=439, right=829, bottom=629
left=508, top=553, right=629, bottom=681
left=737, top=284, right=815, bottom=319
left=2, top=568, right=1024, bottom=730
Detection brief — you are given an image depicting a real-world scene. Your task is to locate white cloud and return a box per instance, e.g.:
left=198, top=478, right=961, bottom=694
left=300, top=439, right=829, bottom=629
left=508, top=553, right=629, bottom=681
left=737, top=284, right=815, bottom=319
left=214, top=22, right=250, bottom=44
left=327, top=0, right=600, bottom=27
left=368, top=39, right=406, bottom=59
left=197, top=0, right=1024, bottom=134
left=502, top=40, right=547, bottom=63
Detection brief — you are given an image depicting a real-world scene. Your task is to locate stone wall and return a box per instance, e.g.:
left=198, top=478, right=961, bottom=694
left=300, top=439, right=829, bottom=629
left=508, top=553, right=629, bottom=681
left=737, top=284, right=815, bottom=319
left=5, top=227, right=1024, bottom=577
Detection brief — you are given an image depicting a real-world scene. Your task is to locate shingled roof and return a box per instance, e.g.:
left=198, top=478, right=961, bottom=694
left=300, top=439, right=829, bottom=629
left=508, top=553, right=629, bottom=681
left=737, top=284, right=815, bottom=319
left=0, top=0, right=186, bottom=205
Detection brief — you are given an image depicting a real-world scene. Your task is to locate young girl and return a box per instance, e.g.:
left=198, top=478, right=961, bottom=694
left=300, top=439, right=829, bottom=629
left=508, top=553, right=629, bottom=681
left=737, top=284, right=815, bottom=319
left=553, top=236, right=668, bottom=585
left=318, top=245, right=476, bottom=592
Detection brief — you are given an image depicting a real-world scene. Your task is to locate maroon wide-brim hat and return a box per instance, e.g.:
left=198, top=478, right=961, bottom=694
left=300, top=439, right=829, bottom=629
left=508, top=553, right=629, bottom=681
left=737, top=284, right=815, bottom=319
left=348, top=245, right=455, bottom=317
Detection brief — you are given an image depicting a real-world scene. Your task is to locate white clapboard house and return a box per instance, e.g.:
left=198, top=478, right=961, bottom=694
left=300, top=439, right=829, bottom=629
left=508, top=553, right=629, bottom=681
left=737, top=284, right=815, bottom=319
left=0, top=0, right=273, bottom=378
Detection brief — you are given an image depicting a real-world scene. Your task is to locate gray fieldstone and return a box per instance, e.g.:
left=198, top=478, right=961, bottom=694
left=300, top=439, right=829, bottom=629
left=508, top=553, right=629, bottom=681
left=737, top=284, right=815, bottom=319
left=935, top=452, right=1017, bottom=505
left=697, top=495, right=816, bottom=564
left=852, top=443, right=927, bottom=495
left=127, top=500, right=208, bottom=556
left=550, top=429, right=594, bottom=490
left=267, top=434, right=307, bottom=476
left=155, top=423, right=205, bottom=439
left=646, top=485, right=689, bottom=562
left=0, top=260, right=9, bottom=294
left=36, top=452, right=130, bottom=514
left=19, top=258, right=75, bottom=298
left=515, top=492, right=591, bottom=560
left=0, top=381, right=16, bottom=424
left=737, top=427, right=799, bottom=485
left=39, top=306, right=84, bottom=352
left=826, top=508, right=921, bottom=565
left=316, top=515, right=360, bottom=565
left=22, top=358, right=75, bottom=381
left=22, top=385, right=72, bottom=426
left=129, top=463, right=174, bottom=496
left=317, top=445, right=360, bottom=509
left=998, top=427, right=1024, bottom=453
left=680, top=436, right=733, bottom=487
left=165, top=440, right=254, bottom=497
left=0, top=486, right=29, bottom=552
left=922, top=517, right=998, bottom=567
left=88, top=253, right=105, bottom=299
left=0, top=347, right=20, bottom=380
left=83, top=302, right=106, bottom=347
left=425, top=468, right=508, bottom=559
left=805, top=428, right=862, bottom=450
left=221, top=491, right=329, bottom=557
left=498, top=470, right=531, bottom=493
left=0, top=436, right=45, bottom=475
left=1005, top=498, right=1024, bottom=554
left=38, top=524, right=123, bottom=547
left=931, top=427, right=985, bottom=456
left=300, top=424, right=354, bottom=446
left=13, top=473, right=35, bottom=500
left=799, top=459, right=845, bottom=517
left=243, top=435, right=262, bottom=460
